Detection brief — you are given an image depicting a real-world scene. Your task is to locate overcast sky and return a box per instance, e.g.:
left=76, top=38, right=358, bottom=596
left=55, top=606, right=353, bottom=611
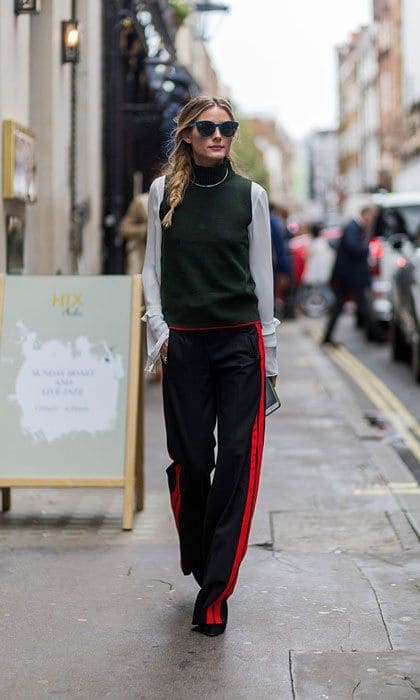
left=206, top=0, right=371, bottom=140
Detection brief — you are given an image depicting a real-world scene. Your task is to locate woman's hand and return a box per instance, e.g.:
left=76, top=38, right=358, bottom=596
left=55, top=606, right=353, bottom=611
left=269, top=375, right=277, bottom=387
left=160, top=340, right=169, bottom=365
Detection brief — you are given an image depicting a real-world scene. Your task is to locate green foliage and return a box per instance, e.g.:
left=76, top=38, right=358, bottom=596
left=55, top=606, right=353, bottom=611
left=232, top=120, right=270, bottom=192
left=169, top=1, right=192, bottom=22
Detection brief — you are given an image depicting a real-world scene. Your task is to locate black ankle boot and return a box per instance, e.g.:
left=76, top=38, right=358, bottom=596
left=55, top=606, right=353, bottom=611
left=192, top=623, right=226, bottom=637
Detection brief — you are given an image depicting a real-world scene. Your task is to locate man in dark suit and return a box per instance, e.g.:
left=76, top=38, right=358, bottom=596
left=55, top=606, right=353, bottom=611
left=321, top=206, right=376, bottom=345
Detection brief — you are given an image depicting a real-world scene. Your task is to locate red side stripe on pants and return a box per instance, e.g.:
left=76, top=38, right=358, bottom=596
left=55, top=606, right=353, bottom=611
left=206, top=324, right=266, bottom=625
left=170, top=463, right=182, bottom=533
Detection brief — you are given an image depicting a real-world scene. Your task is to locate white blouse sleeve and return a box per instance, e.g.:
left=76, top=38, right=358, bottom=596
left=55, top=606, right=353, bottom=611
left=248, top=183, right=279, bottom=377
left=141, top=176, right=169, bottom=372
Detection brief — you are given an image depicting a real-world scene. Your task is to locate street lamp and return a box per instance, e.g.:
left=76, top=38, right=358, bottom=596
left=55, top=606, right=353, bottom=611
left=15, top=0, right=41, bottom=14
left=193, top=1, right=229, bottom=41
left=194, top=2, right=229, bottom=11
left=61, top=21, right=80, bottom=64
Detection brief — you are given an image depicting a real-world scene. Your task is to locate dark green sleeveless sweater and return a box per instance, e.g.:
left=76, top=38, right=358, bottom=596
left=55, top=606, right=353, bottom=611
left=160, top=161, right=259, bottom=328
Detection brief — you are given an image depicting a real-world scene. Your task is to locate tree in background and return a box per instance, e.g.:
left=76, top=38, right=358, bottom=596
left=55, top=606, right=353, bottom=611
left=232, top=119, right=270, bottom=192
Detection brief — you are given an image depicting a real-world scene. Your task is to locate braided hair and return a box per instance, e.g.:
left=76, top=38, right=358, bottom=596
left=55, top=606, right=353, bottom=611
left=161, top=96, right=237, bottom=229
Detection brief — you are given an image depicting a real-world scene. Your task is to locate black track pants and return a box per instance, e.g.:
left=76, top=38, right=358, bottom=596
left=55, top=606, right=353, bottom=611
left=162, top=323, right=266, bottom=626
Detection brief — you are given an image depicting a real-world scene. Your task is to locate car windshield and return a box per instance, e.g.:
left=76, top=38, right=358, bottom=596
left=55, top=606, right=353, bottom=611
left=375, top=205, right=420, bottom=238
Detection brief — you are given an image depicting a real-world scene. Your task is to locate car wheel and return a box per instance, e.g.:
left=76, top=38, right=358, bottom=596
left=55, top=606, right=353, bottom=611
left=365, top=319, right=376, bottom=341
left=390, top=316, right=410, bottom=361
left=412, top=337, right=420, bottom=383
left=365, top=317, right=385, bottom=342
left=355, top=310, right=364, bottom=328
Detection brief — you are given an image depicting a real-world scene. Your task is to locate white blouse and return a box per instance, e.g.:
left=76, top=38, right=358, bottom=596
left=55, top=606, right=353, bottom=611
left=141, top=176, right=279, bottom=376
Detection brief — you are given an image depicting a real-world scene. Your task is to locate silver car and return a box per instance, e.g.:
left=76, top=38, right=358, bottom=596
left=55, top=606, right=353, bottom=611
left=342, top=192, right=420, bottom=336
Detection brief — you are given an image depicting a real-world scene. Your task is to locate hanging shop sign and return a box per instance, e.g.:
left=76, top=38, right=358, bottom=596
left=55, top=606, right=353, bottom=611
left=2, top=120, right=37, bottom=203
left=15, top=0, right=42, bottom=15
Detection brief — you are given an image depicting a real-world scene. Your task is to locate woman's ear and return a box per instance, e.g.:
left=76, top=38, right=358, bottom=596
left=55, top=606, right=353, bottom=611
left=180, top=126, right=192, bottom=145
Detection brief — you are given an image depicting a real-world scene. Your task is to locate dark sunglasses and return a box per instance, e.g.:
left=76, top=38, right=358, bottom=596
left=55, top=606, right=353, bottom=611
left=189, top=120, right=239, bottom=138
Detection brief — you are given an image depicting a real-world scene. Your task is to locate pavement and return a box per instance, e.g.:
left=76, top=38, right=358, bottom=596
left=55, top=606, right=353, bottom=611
left=1, top=319, right=419, bottom=699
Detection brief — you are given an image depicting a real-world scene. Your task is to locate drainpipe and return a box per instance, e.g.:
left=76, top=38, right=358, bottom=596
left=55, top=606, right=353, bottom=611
left=69, top=0, right=79, bottom=273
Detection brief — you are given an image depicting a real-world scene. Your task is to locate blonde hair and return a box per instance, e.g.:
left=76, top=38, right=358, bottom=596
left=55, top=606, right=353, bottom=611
left=161, top=95, right=238, bottom=229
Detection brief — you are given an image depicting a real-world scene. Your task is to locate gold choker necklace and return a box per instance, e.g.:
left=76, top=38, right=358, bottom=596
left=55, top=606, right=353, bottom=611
left=191, top=167, right=229, bottom=188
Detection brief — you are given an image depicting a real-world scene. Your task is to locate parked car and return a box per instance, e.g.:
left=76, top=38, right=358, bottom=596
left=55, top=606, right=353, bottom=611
left=390, top=234, right=420, bottom=382
left=342, top=192, right=420, bottom=337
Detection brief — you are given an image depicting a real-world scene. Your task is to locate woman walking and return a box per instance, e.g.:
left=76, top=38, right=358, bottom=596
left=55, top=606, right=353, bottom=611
left=142, top=96, right=278, bottom=637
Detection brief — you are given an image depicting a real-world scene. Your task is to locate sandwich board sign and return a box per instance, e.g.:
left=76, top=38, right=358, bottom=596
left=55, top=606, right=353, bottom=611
left=0, top=274, right=144, bottom=530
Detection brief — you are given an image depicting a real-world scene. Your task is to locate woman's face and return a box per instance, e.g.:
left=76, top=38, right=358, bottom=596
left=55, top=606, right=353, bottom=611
left=183, top=106, right=235, bottom=167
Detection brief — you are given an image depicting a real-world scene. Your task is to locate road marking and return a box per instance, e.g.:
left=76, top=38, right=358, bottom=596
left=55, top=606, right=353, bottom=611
left=334, top=346, right=420, bottom=439
left=324, top=344, right=420, bottom=462
left=354, top=484, right=420, bottom=495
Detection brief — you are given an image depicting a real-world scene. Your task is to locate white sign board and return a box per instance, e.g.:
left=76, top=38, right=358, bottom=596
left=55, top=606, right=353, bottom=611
left=0, top=275, right=143, bottom=529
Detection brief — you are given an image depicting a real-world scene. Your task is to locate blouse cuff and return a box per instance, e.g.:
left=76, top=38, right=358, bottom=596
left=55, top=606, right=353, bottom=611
left=262, top=319, right=279, bottom=376
left=262, top=318, right=280, bottom=343
left=265, top=346, right=278, bottom=377
left=141, top=310, right=169, bottom=372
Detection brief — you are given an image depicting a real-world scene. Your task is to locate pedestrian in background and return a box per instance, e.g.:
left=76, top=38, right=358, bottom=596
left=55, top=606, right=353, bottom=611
left=120, top=181, right=164, bottom=383
left=321, top=206, right=376, bottom=345
left=302, top=224, right=334, bottom=288
left=269, top=202, right=291, bottom=316
left=298, top=223, right=335, bottom=316
left=274, top=204, right=296, bottom=319
left=292, top=222, right=310, bottom=288
left=119, top=191, right=149, bottom=274
left=275, top=205, right=292, bottom=243
left=142, top=96, right=278, bottom=637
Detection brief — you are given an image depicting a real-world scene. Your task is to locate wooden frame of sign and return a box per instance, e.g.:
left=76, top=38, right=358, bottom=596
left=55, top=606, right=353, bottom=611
left=0, top=274, right=144, bottom=530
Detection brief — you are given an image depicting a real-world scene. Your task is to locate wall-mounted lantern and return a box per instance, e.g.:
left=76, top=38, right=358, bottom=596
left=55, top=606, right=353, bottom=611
left=61, top=20, right=80, bottom=64
left=15, top=0, right=41, bottom=14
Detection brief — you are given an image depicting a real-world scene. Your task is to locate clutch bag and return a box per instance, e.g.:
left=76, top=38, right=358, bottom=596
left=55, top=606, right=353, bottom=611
left=265, top=377, right=281, bottom=416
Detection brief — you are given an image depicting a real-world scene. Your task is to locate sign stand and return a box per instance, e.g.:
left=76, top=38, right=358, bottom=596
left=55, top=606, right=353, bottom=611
left=0, top=274, right=144, bottom=530
left=122, top=274, right=144, bottom=529
left=0, top=276, right=9, bottom=514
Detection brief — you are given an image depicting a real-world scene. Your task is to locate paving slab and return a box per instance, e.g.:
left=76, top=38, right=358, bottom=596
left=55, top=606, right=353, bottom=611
left=0, top=544, right=292, bottom=699
left=0, top=487, right=177, bottom=547
left=273, top=378, right=333, bottom=416
left=355, top=552, right=420, bottom=651
left=243, top=550, right=390, bottom=653
left=292, top=650, right=420, bottom=700
left=252, top=413, right=401, bottom=546
left=404, top=509, right=420, bottom=540
left=271, top=510, right=403, bottom=554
